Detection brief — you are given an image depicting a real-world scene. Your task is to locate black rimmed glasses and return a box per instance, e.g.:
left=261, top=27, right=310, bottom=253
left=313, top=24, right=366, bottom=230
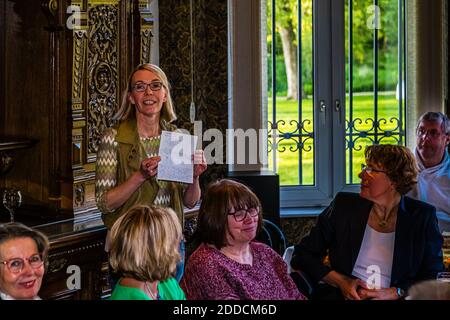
left=0, top=253, right=44, bottom=273
left=131, top=81, right=163, bottom=92
left=361, top=164, right=386, bottom=174
left=228, top=207, right=259, bottom=222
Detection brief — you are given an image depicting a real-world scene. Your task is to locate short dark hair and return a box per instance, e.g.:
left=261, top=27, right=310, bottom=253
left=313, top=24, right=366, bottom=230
left=365, top=144, right=418, bottom=195
left=196, top=179, right=264, bottom=249
left=417, top=112, right=450, bottom=135
left=0, top=222, right=49, bottom=269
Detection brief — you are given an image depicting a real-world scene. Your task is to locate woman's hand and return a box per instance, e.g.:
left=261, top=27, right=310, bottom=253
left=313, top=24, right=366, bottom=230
left=323, top=271, right=368, bottom=300
left=140, top=156, right=161, bottom=179
left=193, top=150, right=207, bottom=178
left=357, top=287, right=398, bottom=300
left=338, top=277, right=368, bottom=300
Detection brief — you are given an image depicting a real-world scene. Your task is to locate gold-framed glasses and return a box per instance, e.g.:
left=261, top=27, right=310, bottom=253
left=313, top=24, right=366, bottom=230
left=361, top=164, right=386, bottom=174
left=228, top=207, right=259, bottom=222
left=0, top=253, right=44, bottom=273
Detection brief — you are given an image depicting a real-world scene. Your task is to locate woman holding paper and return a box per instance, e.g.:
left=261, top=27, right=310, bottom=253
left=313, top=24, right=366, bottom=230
left=95, top=63, right=207, bottom=280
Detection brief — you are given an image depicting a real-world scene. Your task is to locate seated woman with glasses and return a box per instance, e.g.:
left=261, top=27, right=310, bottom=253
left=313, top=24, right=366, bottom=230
left=180, top=179, right=306, bottom=300
left=109, top=205, right=185, bottom=300
left=291, top=144, right=444, bottom=300
left=0, top=222, right=49, bottom=300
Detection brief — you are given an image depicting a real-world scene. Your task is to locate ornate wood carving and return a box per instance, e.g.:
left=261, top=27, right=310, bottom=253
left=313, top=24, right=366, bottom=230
left=74, top=183, right=85, bottom=207
left=70, top=1, right=125, bottom=220
left=138, top=0, right=154, bottom=64
left=87, top=3, right=119, bottom=155
left=41, top=0, right=63, bottom=31
left=40, top=226, right=108, bottom=300
left=73, top=31, right=87, bottom=111
left=2, top=0, right=150, bottom=222
left=48, top=258, right=68, bottom=273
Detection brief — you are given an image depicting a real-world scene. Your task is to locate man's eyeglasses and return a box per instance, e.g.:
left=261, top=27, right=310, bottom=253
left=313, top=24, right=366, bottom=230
left=0, top=254, right=44, bottom=273
left=131, top=81, right=163, bottom=92
left=416, top=128, right=445, bottom=139
left=361, top=164, right=386, bottom=174
left=228, top=207, right=259, bottom=222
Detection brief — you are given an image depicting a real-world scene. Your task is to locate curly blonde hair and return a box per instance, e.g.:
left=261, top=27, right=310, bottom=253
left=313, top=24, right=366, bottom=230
left=364, top=144, right=418, bottom=195
left=109, top=205, right=182, bottom=282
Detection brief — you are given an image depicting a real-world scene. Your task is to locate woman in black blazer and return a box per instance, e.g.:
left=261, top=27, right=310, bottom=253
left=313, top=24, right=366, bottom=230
left=291, top=145, right=444, bottom=300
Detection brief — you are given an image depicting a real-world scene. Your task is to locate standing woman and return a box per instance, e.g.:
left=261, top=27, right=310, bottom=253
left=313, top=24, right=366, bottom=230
left=0, top=223, right=49, bottom=300
left=95, top=64, right=207, bottom=279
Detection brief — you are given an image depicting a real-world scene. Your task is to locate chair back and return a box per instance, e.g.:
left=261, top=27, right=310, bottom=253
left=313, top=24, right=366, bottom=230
left=256, top=219, right=287, bottom=255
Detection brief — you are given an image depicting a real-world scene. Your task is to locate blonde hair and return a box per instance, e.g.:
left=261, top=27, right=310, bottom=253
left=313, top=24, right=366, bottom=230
left=113, top=64, right=177, bottom=124
left=109, top=205, right=182, bottom=282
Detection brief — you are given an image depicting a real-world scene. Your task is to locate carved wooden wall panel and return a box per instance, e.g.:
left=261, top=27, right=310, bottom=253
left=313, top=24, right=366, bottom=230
left=0, top=0, right=151, bottom=221
left=69, top=0, right=153, bottom=221
left=138, top=0, right=154, bottom=64
left=86, top=2, right=119, bottom=155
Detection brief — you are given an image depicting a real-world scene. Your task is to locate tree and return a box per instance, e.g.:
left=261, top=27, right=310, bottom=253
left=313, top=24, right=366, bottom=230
left=267, top=0, right=313, bottom=99
left=274, top=0, right=298, bottom=100
left=266, top=0, right=298, bottom=100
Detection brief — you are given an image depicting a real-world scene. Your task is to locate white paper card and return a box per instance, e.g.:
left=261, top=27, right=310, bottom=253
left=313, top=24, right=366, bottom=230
left=157, top=130, right=198, bottom=184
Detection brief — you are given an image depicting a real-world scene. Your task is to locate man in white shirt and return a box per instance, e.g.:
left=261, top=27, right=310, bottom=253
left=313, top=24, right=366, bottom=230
left=409, top=112, right=450, bottom=233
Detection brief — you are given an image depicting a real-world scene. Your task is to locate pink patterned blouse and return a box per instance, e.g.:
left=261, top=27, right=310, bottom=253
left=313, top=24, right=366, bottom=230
left=180, top=241, right=306, bottom=300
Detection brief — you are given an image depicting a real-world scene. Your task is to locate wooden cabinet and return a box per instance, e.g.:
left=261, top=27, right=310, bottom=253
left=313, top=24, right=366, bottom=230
left=0, top=0, right=155, bottom=223
left=35, top=219, right=110, bottom=300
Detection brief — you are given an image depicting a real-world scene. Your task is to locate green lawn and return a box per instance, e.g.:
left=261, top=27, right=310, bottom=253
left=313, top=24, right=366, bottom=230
left=267, top=93, right=404, bottom=186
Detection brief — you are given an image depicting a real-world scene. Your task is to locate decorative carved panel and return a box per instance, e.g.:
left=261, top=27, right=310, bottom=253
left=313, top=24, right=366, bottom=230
left=2, top=0, right=151, bottom=221
left=68, top=0, right=148, bottom=221
left=138, top=0, right=154, bottom=64
left=86, top=2, right=119, bottom=156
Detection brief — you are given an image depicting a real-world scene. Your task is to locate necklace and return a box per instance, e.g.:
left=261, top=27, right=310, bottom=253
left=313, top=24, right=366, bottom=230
left=144, top=281, right=159, bottom=300
left=377, top=216, right=387, bottom=228
left=372, top=204, right=399, bottom=228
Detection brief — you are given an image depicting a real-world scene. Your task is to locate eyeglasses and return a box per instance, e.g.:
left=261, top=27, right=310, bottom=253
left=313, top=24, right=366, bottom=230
left=416, top=128, right=445, bottom=138
left=131, top=81, right=163, bottom=92
left=0, top=254, right=44, bottom=273
left=228, top=207, right=259, bottom=222
left=361, top=164, right=386, bottom=174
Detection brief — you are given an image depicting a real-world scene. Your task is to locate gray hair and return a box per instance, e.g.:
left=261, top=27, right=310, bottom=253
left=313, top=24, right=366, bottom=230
left=0, top=222, right=49, bottom=269
left=417, top=112, right=450, bottom=135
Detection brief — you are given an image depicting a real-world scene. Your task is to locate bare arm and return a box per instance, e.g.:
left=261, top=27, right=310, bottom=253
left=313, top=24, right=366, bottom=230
left=104, top=156, right=161, bottom=211
left=183, top=176, right=201, bottom=208
left=104, top=171, right=146, bottom=210
left=182, top=150, right=207, bottom=208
